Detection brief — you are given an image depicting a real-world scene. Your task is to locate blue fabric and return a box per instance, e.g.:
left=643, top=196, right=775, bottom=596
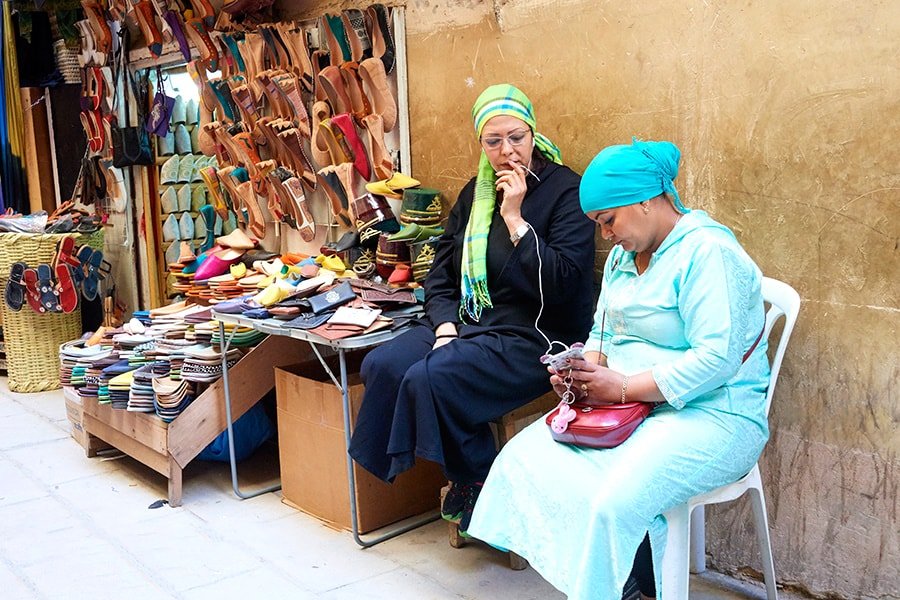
left=197, top=402, right=274, bottom=462
left=580, top=138, right=688, bottom=214
left=468, top=210, right=770, bottom=600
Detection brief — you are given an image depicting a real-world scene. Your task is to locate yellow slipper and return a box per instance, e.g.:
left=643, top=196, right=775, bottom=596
left=365, top=171, right=420, bottom=198
left=320, top=255, right=347, bottom=273
left=230, top=263, right=247, bottom=279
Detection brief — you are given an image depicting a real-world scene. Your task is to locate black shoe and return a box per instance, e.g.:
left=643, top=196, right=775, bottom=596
left=441, top=482, right=467, bottom=520
left=457, top=482, right=483, bottom=538
left=621, top=576, right=641, bottom=600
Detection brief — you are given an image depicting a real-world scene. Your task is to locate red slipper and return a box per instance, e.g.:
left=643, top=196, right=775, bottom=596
left=53, top=236, right=80, bottom=270
left=55, top=264, right=80, bottom=313
left=22, top=268, right=46, bottom=314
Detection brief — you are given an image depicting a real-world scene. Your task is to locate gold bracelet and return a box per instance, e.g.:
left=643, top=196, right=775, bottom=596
left=620, top=375, right=628, bottom=404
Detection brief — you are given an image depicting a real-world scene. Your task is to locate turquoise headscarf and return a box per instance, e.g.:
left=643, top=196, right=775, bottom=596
left=459, top=84, right=562, bottom=322
left=579, top=138, right=689, bottom=214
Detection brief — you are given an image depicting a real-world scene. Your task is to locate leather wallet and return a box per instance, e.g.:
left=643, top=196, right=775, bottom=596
left=308, top=280, right=356, bottom=314
left=360, top=287, right=416, bottom=304
left=268, top=306, right=302, bottom=319
left=271, top=296, right=312, bottom=310
left=328, top=306, right=382, bottom=328
left=307, top=322, right=366, bottom=341
left=282, top=311, right=335, bottom=330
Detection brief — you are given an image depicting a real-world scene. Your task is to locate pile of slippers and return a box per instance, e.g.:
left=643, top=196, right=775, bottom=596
left=4, top=237, right=110, bottom=314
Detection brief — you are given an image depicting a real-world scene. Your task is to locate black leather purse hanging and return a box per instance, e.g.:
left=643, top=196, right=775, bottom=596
left=111, top=28, right=153, bottom=168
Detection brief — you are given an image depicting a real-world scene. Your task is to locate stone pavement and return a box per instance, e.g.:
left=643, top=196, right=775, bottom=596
left=0, top=380, right=805, bottom=599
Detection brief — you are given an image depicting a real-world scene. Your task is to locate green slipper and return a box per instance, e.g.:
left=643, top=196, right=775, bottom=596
left=387, top=223, right=443, bottom=243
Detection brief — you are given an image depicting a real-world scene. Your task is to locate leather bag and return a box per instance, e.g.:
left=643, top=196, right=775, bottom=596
left=111, top=28, right=153, bottom=167
left=545, top=401, right=652, bottom=449
left=545, top=314, right=766, bottom=450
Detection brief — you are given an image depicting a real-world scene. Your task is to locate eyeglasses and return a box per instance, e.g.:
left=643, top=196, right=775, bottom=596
left=480, top=129, right=531, bottom=150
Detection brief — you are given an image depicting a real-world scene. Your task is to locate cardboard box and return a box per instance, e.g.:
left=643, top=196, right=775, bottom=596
left=276, top=356, right=446, bottom=533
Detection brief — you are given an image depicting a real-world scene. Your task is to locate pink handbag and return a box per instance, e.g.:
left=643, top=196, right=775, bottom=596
left=545, top=309, right=765, bottom=449
left=545, top=401, right=652, bottom=449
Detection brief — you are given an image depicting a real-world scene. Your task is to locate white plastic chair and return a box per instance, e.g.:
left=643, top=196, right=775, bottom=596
left=661, top=277, right=801, bottom=600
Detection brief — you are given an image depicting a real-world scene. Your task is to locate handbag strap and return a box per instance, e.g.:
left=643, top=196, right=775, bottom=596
left=741, top=326, right=764, bottom=364
left=113, top=27, right=131, bottom=125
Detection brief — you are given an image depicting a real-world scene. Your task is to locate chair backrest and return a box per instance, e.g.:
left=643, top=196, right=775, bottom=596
left=760, top=277, right=801, bottom=417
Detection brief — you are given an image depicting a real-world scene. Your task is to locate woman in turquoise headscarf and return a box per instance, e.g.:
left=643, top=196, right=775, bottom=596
left=349, top=84, right=595, bottom=532
left=468, top=139, right=771, bottom=599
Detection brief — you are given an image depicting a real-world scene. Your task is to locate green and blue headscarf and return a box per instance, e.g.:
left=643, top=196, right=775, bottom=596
left=580, top=138, right=690, bottom=214
left=460, top=84, right=562, bottom=321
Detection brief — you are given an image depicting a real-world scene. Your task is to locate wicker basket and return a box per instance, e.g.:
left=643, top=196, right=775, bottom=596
left=0, top=231, right=104, bottom=392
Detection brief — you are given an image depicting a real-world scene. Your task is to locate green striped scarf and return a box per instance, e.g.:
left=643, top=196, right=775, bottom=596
left=460, top=84, right=562, bottom=321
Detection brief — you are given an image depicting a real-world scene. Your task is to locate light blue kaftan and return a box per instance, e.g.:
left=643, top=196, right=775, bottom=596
left=468, top=211, right=770, bottom=599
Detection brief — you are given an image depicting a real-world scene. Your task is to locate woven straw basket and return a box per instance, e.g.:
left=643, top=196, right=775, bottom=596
left=0, top=231, right=103, bottom=392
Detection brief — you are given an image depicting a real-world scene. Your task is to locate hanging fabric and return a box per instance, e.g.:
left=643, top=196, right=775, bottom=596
left=1, top=2, right=29, bottom=213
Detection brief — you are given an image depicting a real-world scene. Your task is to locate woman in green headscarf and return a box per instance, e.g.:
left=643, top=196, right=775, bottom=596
left=349, top=84, right=595, bottom=532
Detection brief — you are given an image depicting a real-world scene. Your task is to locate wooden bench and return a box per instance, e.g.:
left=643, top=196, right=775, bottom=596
left=443, top=391, right=560, bottom=569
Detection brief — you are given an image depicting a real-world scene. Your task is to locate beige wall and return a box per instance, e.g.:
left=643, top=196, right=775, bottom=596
left=284, top=1, right=899, bottom=597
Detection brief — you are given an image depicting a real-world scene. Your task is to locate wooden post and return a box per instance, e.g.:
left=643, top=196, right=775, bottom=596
left=20, top=87, right=56, bottom=213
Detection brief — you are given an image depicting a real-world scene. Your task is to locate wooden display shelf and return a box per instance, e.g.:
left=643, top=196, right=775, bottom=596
left=81, top=334, right=307, bottom=506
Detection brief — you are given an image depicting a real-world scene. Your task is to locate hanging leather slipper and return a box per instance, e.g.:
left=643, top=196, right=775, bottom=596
left=282, top=176, right=317, bottom=242
left=185, top=17, right=219, bottom=72
left=318, top=65, right=353, bottom=115
left=278, top=128, right=318, bottom=189
left=362, top=113, right=393, bottom=180
left=189, top=0, right=217, bottom=28
left=331, top=113, right=371, bottom=180
left=82, top=247, right=105, bottom=301
left=359, top=57, right=397, bottom=132
left=5, top=262, right=27, bottom=311
left=55, top=264, right=80, bottom=313
left=22, top=268, right=46, bottom=314
left=52, top=236, right=79, bottom=271
left=311, top=101, right=333, bottom=167
left=342, top=9, right=373, bottom=63
left=321, top=14, right=351, bottom=65
left=340, top=62, right=372, bottom=122
left=36, top=264, right=62, bottom=312
left=81, top=0, right=112, bottom=55
left=365, top=4, right=395, bottom=73
left=163, top=9, right=192, bottom=63
left=133, top=0, right=163, bottom=57
left=317, top=169, right=353, bottom=227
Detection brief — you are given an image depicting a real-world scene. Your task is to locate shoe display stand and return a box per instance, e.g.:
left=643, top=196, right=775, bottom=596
left=125, top=7, right=412, bottom=293
left=80, top=333, right=305, bottom=506
left=214, top=311, right=440, bottom=548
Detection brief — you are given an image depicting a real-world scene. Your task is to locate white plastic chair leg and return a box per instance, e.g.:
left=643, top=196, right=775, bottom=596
left=662, top=504, right=692, bottom=600
left=689, top=505, right=706, bottom=573
left=748, top=485, right=779, bottom=599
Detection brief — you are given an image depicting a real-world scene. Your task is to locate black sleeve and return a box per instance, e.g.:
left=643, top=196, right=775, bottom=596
left=500, top=173, right=595, bottom=304
left=423, top=181, right=473, bottom=326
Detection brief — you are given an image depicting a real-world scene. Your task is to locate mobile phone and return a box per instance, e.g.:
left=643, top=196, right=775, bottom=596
left=539, top=343, right=585, bottom=372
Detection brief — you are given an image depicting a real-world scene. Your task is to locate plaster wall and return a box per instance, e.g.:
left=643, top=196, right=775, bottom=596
left=283, top=1, right=899, bottom=597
